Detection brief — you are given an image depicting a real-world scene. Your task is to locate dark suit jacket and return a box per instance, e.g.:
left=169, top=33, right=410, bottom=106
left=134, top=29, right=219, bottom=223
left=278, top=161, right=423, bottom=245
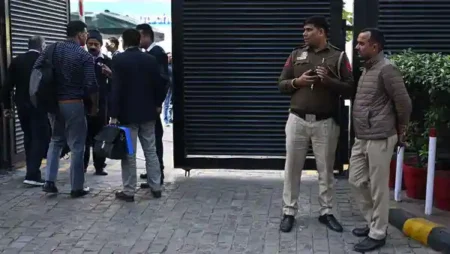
left=1, top=51, right=40, bottom=110
left=110, top=47, right=165, bottom=125
left=84, top=54, right=112, bottom=122
left=148, top=45, right=169, bottom=107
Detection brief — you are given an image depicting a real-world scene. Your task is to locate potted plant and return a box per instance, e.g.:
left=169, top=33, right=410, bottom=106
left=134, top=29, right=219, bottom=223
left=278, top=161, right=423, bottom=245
left=391, top=50, right=450, bottom=205
left=402, top=121, right=428, bottom=199
left=424, top=66, right=450, bottom=211
left=389, top=50, right=432, bottom=198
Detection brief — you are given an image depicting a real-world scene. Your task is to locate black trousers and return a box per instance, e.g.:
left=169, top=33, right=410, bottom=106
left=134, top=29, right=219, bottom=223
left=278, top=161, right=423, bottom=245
left=17, top=105, right=50, bottom=181
left=84, top=115, right=106, bottom=171
left=155, top=116, right=164, bottom=182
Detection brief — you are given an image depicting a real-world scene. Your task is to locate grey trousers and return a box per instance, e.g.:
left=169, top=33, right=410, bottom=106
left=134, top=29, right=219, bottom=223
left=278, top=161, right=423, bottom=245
left=121, top=121, right=161, bottom=195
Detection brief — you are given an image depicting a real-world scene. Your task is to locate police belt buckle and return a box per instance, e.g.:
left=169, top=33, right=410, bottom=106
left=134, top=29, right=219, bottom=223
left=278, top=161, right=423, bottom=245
left=305, top=114, right=316, bottom=122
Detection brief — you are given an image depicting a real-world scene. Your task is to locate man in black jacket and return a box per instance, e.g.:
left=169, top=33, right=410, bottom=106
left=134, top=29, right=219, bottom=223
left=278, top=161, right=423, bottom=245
left=1, top=36, right=49, bottom=186
left=110, top=28, right=166, bottom=202
left=84, top=30, right=112, bottom=175
left=136, top=23, right=168, bottom=185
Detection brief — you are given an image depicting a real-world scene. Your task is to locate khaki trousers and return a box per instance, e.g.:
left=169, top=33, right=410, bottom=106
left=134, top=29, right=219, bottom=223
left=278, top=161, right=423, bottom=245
left=349, top=134, right=397, bottom=240
left=282, top=113, right=340, bottom=216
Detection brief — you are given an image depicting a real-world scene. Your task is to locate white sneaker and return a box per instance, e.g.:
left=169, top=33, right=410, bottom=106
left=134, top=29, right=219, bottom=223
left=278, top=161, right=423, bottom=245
left=23, top=179, right=44, bottom=187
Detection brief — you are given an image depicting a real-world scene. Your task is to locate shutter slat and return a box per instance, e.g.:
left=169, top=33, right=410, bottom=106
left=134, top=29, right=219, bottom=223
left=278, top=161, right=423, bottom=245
left=379, top=0, right=450, bottom=53
left=181, top=1, right=333, bottom=156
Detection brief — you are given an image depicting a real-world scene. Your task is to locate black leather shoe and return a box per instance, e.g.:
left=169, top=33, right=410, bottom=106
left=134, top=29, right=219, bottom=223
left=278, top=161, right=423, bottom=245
left=94, top=170, right=108, bottom=176
left=140, top=173, right=147, bottom=179
left=70, top=187, right=90, bottom=198
left=318, top=214, right=343, bottom=232
left=352, top=226, right=370, bottom=237
left=353, top=237, right=386, bottom=253
left=115, top=191, right=134, bottom=202
left=151, top=190, right=162, bottom=199
left=280, top=215, right=295, bottom=233
left=42, top=181, right=58, bottom=193
left=140, top=183, right=150, bottom=189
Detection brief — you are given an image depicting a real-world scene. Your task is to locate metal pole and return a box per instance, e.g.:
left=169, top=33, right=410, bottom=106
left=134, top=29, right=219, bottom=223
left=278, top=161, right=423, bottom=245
left=425, top=128, right=437, bottom=215
left=79, top=0, right=85, bottom=22
left=394, top=146, right=404, bottom=201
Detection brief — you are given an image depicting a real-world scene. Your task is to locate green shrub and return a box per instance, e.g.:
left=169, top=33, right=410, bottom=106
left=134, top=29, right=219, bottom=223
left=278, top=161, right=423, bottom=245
left=389, top=49, right=450, bottom=167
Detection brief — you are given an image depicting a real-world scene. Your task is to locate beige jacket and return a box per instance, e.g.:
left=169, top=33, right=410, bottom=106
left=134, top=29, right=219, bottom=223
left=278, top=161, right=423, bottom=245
left=352, top=51, right=412, bottom=140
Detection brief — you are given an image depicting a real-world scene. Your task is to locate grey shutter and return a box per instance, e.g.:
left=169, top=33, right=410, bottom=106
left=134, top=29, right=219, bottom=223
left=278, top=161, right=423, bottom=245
left=173, top=0, right=344, bottom=169
left=8, top=0, right=68, bottom=159
left=379, top=0, right=450, bottom=53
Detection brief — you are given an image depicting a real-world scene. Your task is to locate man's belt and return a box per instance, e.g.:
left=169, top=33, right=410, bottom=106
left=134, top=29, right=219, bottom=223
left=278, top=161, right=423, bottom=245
left=290, top=109, right=332, bottom=121
left=59, top=99, right=83, bottom=104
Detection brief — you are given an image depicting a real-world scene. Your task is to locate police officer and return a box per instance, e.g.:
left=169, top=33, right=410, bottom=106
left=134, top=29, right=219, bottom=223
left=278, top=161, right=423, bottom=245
left=84, top=30, right=112, bottom=175
left=278, top=16, right=354, bottom=233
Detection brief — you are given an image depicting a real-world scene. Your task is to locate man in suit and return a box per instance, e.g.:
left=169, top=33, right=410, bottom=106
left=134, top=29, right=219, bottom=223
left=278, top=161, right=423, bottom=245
left=84, top=30, right=112, bottom=175
left=110, top=28, right=166, bottom=202
left=106, top=37, right=120, bottom=59
left=136, top=24, right=169, bottom=186
left=1, top=36, right=49, bottom=187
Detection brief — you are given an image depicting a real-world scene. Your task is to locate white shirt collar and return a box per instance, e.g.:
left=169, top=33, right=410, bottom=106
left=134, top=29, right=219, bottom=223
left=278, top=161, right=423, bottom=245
left=28, top=49, right=40, bottom=53
left=146, top=42, right=156, bottom=52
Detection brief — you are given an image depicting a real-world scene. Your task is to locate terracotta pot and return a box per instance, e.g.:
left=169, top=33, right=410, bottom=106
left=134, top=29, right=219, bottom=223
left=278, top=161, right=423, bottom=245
left=434, top=170, right=450, bottom=211
left=403, top=162, right=427, bottom=200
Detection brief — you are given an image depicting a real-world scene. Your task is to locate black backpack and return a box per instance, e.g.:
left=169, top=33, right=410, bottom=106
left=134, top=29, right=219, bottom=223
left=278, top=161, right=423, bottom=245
left=29, top=43, right=59, bottom=113
left=93, top=125, right=128, bottom=160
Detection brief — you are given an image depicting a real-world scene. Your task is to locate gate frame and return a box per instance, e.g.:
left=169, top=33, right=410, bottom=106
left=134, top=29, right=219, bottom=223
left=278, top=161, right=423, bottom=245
left=172, top=0, right=347, bottom=171
left=349, top=0, right=379, bottom=163
left=0, top=0, right=11, bottom=170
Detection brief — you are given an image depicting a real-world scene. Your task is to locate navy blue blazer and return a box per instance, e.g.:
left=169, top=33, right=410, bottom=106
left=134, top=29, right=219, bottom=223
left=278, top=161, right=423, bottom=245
left=148, top=45, right=169, bottom=107
left=110, top=47, right=165, bottom=125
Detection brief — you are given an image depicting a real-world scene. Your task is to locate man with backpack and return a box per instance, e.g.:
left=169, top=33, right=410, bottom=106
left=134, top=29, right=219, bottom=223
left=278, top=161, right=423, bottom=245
left=33, top=21, right=98, bottom=198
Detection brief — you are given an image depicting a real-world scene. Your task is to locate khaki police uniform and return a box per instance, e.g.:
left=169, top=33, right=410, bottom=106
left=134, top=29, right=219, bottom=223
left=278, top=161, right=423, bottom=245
left=278, top=44, right=354, bottom=216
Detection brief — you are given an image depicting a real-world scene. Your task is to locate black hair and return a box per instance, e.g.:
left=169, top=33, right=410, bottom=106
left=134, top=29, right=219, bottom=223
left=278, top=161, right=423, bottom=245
left=122, top=29, right=141, bottom=48
left=28, top=36, right=45, bottom=50
left=135, top=23, right=154, bottom=42
left=360, top=28, right=385, bottom=50
left=304, top=16, right=329, bottom=35
left=108, top=37, right=119, bottom=48
left=66, top=20, right=87, bottom=37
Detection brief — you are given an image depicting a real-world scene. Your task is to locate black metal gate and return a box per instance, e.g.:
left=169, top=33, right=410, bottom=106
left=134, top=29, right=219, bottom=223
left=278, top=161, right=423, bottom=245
left=172, top=0, right=346, bottom=170
left=3, top=0, right=69, bottom=166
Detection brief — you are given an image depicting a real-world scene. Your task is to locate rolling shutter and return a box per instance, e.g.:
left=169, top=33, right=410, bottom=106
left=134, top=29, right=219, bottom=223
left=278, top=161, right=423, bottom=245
left=378, top=0, right=450, bottom=53
left=174, top=1, right=344, bottom=168
left=8, top=0, right=68, bottom=160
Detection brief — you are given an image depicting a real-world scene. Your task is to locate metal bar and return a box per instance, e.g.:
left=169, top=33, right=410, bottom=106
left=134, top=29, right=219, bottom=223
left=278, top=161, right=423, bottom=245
left=0, top=0, right=11, bottom=169
left=172, top=0, right=187, bottom=169
left=180, top=158, right=313, bottom=170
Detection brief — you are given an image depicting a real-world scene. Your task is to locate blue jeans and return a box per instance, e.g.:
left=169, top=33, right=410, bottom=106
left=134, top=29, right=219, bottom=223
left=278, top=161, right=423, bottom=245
left=163, top=86, right=172, bottom=124
left=45, top=101, right=87, bottom=190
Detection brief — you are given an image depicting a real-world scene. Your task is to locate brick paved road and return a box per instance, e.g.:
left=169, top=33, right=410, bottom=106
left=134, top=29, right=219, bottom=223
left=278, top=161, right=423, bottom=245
left=0, top=127, right=438, bottom=253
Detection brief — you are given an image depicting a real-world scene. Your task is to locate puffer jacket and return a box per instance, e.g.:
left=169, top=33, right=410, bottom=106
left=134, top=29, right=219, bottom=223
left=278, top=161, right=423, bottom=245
left=352, top=51, right=412, bottom=140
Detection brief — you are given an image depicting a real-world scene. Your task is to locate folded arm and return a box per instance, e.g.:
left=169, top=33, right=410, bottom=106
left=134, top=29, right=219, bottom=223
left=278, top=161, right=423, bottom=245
left=382, top=64, right=412, bottom=133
